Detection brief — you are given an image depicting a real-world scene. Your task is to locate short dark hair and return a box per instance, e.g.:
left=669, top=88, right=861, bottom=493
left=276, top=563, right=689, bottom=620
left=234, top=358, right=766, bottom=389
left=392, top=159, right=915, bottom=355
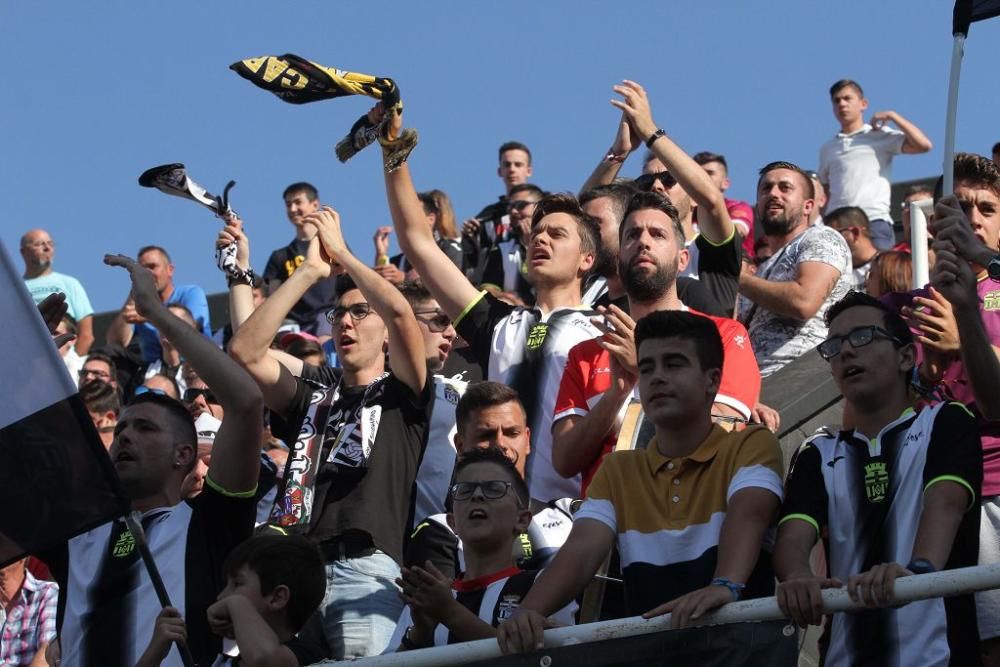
left=620, top=190, right=684, bottom=245
left=138, top=245, right=171, bottom=264
left=693, top=152, right=728, bottom=172
left=455, top=382, right=524, bottom=437
left=635, top=310, right=724, bottom=373
left=223, top=534, right=325, bottom=632
left=84, top=351, right=118, bottom=378
left=452, top=446, right=529, bottom=508
left=905, top=184, right=934, bottom=200
left=830, top=79, right=864, bottom=98
left=530, top=193, right=603, bottom=266
left=284, top=338, right=325, bottom=362
left=128, top=392, right=197, bottom=465
left=509, top=183, right=545, bottom=199
left=282, top=182, right=319, bottom=202
left=396, top=280, right=433, bottom=307
left=333, top=274, right=359, bottom=303
left=580, top=182, right=638, bottom=227
left=166, top=303, right=196, bottom=326
left=60, top=314, right=78, bottom=336
left=80, top=380, right=120, bottom=417
left=990, top=141, right=1000, bottom=155
left=951, top=152, right=1000, bottom=199
left=499, top=142, right=532, bottom=165
left=824, top=206, right=870, bottom=232
left=825, top=291, right=914, bottom=348
left=758, top=161, right=815, bottom=199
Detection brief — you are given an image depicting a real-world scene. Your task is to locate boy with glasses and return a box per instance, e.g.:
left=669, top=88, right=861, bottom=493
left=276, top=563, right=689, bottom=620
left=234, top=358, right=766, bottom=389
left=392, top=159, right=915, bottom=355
left=775, top=291, right=982, bottom=666
left=389, top=446, right=575, bottom=650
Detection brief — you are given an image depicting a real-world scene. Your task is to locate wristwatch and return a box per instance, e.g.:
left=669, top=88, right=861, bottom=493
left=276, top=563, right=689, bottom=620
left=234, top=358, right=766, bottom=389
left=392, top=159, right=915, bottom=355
left=988, top=255, right=1000, bottom=282
left=645, top=128, right=666, bottom=149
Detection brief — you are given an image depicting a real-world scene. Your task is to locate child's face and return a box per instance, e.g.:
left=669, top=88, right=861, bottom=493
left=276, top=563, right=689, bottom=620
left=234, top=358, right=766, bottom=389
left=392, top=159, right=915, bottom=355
left=447, top=461, right=531, bottom=549
left=217, top=565, right=269, bottom=614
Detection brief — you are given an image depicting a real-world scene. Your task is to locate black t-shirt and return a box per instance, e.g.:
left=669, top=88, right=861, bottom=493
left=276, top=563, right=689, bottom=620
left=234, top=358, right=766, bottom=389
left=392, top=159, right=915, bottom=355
left=462, top=197, right=510, bottom=284
left=270, top=364, right=432, bottom=564
left=391, top=236, right=463, bottom=274
left=690, top=232, right=743, bottom=317
left=263, top=239, right=338, bottom=333
left=46, top=486, right=256, bottom=667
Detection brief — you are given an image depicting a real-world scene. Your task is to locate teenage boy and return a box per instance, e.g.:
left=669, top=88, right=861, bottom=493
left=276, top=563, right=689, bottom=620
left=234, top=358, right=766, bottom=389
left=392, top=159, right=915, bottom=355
left=775, top=292, right=982, bottom=666
left=819, top=79, right=932, bottom=250
left=378, top=106, right=601, bottom=502
left=389, top=447, right=576, bottom=650
left=498, top=311, right=790, bottom=662
left=229, top=207, right=429, bottom=659
left=137, top=534, right=325, bottom=667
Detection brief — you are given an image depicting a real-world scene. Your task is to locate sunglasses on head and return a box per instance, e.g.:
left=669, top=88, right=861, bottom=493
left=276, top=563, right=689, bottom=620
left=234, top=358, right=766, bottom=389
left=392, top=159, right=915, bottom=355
left=135, top=386, right=168, bottom=398
left=413, top=309, right=452, bottom=333
left=817, top=325, right=903, bottom=361
left=326, top=303, right=374, bottom=325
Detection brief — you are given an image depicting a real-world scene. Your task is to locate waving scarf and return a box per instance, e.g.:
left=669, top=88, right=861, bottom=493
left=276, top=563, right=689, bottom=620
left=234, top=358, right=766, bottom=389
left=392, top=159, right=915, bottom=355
left=230, top=54, right=417, bottom=169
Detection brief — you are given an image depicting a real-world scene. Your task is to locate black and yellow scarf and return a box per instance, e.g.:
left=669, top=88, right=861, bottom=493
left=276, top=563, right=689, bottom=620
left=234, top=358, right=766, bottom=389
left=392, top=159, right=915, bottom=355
left=230, top=54, right=416, bottom=170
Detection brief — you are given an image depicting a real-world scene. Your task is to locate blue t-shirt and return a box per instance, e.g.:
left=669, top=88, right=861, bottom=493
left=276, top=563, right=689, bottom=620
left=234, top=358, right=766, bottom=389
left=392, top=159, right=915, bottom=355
left=24, top=272, right=94, bottom=321
left=135, top=283, right=212, bottom=362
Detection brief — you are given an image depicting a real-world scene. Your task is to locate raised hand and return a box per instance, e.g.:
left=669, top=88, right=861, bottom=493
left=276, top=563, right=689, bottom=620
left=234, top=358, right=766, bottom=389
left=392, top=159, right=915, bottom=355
left=610, top=80, right=658, bottom=141
left=374, top=225, right=393, bottom=259
left=303, top=206, right=349, bottom=264
left=932, top=240, right=980, bottom=313
left=592, top=304, right=638, bottom=378
left=104, top=255, right=165, bottom=319
left=901, top=286, right=960, bottom=356
left=217, top=215, right=250, bottom=270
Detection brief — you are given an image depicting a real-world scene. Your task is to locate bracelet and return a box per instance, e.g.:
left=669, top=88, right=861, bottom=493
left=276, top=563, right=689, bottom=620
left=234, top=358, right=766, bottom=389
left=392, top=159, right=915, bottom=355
left=645, top=128, right=666, bottom=149
left=376, top=255, right=390, bottom=266
left=604, top=150, right=627, bottom=164
left=400, top=626, right=430, bottom=650
left=906, top=558, right=937, bottom=575
left=226, top=267, right=258, bottom=288
left=710, top=577, right=746, bottom=601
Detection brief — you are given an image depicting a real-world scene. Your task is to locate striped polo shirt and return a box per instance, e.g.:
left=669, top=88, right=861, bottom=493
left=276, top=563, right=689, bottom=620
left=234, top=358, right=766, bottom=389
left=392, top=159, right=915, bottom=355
left=575, top=425, right=784, bottom=615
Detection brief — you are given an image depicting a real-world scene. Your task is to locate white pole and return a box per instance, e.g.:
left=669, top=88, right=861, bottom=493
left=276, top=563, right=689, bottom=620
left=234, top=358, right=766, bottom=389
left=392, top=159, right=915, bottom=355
left=910, top=197, right=933, bottom=288
left=942, top=33, right=966, bottom=195
left=324, top=564, right=1000, bottom=667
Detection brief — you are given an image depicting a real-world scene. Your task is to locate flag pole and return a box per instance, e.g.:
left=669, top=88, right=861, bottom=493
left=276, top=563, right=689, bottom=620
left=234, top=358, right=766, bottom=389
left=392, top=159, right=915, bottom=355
left=125, top=513, right=196, bottom=667
left=942, top=32, right=965, bottom=195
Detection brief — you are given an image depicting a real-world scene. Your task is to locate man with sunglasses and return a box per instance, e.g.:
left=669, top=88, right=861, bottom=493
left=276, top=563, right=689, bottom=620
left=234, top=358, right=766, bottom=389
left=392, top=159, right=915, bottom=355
left=230, top=207, right=430, bottom=659
left=775, top=292, right=982, bottom=666
left=479, top=184, right=546, bottom=306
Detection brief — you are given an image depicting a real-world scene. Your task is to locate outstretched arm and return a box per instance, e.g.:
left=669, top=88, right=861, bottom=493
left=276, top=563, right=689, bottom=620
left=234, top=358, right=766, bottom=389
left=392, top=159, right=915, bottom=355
left=106, top=253, right=264, bottom=494
left=611, top=79, right=734, bottom=244
left=229, top=236, right=334, bottom=415
left=306, top=206, right=427, bottom=395
left=380, top=110, right=482, bottom=319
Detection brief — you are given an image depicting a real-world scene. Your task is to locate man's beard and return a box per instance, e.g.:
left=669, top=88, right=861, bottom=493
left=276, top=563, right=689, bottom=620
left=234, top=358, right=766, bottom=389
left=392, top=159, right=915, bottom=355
left=760, top=204, right=804, bottom=236
left=620, top=254, right=679, bottom=303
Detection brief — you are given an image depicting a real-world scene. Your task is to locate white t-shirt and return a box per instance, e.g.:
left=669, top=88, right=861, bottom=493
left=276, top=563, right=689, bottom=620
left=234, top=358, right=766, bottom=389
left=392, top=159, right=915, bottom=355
left=819, top=123, right=905, bottom=221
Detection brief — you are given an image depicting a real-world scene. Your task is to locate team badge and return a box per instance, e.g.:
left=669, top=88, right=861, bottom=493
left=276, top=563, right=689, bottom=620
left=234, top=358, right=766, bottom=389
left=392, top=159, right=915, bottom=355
left=864, top=461, right=889, bottom=503
left=526, top=323, right=549, bottom=351
left=112, top=529, right=136, bottom=558
left=497, top=594, right=523, bottom=622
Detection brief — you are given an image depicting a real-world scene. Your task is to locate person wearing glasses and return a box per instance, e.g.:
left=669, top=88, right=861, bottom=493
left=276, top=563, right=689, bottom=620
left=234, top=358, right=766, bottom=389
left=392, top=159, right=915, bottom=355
left=478, top=184, right=547, bottom=307
left=21, top=229, right=96, bottom=354
left=775, top=291, right=982, bottom=666
left=390, top=446, right=576, bottom=651
left=229, top=206, right=429, bottom=660
left=77, top=352, right=119, bottom=390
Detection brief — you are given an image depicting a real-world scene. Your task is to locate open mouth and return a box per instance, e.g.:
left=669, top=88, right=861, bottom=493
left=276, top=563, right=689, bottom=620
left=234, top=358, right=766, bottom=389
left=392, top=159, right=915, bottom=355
left=468, top=508, right=488, bottom=520
left=842, top=366, right=864, bottom=379
left=115, top=450, right=137, bottom=464
left=338, top=335, right=356, bottom=350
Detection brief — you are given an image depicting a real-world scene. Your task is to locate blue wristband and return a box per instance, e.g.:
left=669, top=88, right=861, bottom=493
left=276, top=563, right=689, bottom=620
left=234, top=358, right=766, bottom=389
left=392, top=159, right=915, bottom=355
left=710, top=577, right=746, bottom=601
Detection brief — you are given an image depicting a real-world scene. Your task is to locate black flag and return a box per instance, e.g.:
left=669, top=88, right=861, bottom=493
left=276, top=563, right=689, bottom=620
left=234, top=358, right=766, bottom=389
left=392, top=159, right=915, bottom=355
left=0, top=241, right=128, bottom=566
left=953, top=0, right=1000, bottom=35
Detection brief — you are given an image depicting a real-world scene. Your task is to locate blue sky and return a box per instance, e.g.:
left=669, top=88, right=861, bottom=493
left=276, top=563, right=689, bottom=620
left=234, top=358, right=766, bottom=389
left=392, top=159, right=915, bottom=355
left=4, top=1, right=999, bottom=314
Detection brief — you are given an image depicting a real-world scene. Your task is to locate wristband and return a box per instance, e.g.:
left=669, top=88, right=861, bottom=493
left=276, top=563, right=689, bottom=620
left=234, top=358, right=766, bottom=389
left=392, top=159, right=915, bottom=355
left=604, top=150, right=627, bottom=164
left=376, top=255, right=390, bottom=266
left=226, top=267, right=258, bottom=288
left=645, top=128, right=666, bottom=149
left=710, top=577, right=746, bottom=601
left=906, top=558, right=937, bottom=575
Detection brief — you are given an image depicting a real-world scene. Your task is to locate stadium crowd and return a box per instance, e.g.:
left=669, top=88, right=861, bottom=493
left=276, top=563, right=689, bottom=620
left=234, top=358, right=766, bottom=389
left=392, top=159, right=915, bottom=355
left=8, top=77, right=1000, bottom=666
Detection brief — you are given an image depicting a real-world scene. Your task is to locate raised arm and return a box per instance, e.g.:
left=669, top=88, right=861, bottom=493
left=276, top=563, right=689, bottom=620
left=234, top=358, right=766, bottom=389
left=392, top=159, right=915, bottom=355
left=381, top=111, right=482, bottom=319
left=105, top=253, right=263, bottom=494
left=105, top=293, right=139, bottom=347
left=611, top=79, right=734, bottom=244
left=871, top=110, right=933, bottom=154
left=229, top=236, right=333, bottom=415
left=306, top=206, right=427, bottom=395
left=579, top=113, right=642, bottom=194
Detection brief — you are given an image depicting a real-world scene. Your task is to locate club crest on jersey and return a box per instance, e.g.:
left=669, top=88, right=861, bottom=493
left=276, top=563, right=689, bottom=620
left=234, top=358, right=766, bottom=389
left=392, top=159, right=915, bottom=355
left=864, top=461, right=889, bottom=503
left=443, top=383, right=461, bottom=405
left=112, top=529, right=136, bottom=558
left=984, top=290, right=1000, bottom=311
left=497, top=594, right=523, bottom=622
left=526, top=323, right=549, bottom=351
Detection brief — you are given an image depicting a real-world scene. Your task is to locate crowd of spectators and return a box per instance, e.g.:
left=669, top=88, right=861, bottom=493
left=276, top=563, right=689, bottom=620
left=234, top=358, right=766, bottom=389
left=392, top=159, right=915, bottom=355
left=9, top=77, right=1000, bottom=666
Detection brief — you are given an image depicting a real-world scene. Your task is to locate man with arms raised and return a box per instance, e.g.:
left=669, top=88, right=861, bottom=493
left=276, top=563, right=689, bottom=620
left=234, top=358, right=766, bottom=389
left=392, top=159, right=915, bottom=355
left=378, top=107, right=601, bottom=502
left=553, top=191, right=761, bottom=495
left=738, top=162, right=852, bottom=376
left=229, top=207, right=429, bottom=659
left=775, top=292, right=981, bottom=666
left=45, top=252, right=263, bottom=667
left=498, top=311, right=790, bottom=662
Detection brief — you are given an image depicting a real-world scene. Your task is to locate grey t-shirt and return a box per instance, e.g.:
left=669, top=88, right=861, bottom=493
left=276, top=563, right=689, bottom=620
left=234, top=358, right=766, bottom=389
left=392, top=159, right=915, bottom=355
left=739, top=225, right=851, bottom=377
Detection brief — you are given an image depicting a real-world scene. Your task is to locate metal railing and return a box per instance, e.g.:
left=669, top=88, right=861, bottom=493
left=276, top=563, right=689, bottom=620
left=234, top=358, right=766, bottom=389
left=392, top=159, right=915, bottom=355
left=316, top=564, right=1000, bottom=666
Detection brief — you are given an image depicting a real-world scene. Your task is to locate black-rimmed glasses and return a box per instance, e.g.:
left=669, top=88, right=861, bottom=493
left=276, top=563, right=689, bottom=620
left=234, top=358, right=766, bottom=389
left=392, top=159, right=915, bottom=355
left=450, top=480, right=516, bottom=501
left=817, top=325, right=903, bottom=361
left=413, top=309, right=452, bottom=333
left=326, top=303, right=374, bottom=325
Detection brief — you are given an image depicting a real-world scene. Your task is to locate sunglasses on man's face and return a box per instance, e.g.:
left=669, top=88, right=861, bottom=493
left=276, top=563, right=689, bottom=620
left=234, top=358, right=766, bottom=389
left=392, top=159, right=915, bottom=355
left=635, top=172, right=678, bottom=192
left=817, top=325, right=903, bottom=361
left=508, top=200, right=536, bottom=213
left=326, top=303, right=374, bottom=325
left=183, top=387, right=217, bottom=404
left=413, top=309, right=452, bottom=333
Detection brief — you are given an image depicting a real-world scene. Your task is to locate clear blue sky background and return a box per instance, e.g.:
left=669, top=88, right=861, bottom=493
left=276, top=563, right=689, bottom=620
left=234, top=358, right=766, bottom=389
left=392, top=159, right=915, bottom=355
left=4, top=2, right=999, bottom=315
